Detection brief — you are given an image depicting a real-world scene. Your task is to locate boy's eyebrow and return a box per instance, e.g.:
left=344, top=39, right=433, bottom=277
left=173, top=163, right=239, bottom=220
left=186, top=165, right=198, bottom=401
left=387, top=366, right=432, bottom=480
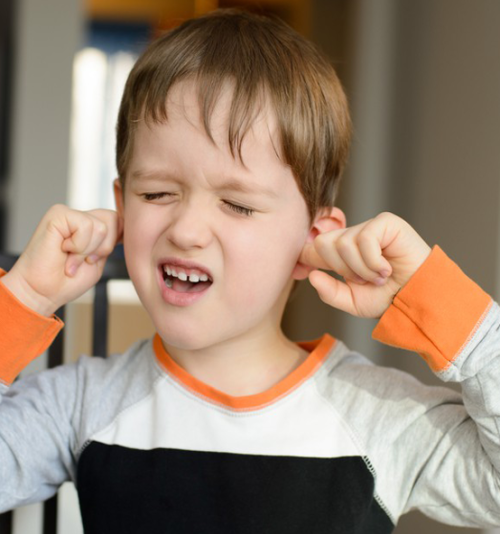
left=217, top=179, right=279, bottom=198
left=131, top=170, right=279, bottom=198
left=130, top=170, right=177, bottom=182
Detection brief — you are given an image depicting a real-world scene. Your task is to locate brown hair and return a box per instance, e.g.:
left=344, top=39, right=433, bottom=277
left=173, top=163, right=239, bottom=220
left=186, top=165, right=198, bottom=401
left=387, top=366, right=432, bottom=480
left=116, top=8, right=351, bottom=220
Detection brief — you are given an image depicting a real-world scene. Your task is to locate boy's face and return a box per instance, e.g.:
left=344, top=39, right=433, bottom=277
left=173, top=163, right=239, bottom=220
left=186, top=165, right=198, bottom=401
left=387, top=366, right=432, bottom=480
left=114, top=81, right=313, bottom=354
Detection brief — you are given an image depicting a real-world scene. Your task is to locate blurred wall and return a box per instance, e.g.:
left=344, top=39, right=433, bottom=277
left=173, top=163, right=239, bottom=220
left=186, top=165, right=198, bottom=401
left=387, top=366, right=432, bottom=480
left=6, top=0, right=83, bottom=253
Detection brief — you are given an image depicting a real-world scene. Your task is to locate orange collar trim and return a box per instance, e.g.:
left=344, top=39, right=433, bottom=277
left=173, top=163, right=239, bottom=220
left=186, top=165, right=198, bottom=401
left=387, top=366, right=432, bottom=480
left=153, top=334, right=336, bottom=412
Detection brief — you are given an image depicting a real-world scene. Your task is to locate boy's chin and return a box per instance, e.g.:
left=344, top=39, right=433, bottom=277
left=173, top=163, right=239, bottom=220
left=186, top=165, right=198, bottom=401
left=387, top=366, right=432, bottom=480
left=155, top=326, right=217, bottom=354
left=155, top=321, right=256, bottom=355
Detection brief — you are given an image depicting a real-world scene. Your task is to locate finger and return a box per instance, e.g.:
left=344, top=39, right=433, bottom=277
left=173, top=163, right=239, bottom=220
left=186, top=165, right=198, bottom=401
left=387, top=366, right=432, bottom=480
left=61, top=213, right=111, bottom=276
left=61, top=215, right=107, bottom=255
left=298, top=241, right=331, bottom=270
left=335, top=231, right=390, bottom=286
left=84, top=210, right=124, bottom=264
left=313, top=231, right=366, bottom=283
left=357, top=220, right=394, bottom=276
left=64, top=254, right=84, bottom=277
left=88, top=209, right=122, bottom=239
left=308, top=270, right=357, bottom=315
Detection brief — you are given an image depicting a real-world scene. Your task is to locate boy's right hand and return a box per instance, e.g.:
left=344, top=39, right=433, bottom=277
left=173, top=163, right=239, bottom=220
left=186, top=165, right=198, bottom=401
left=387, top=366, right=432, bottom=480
left=1, top=205, right=123, bottom=317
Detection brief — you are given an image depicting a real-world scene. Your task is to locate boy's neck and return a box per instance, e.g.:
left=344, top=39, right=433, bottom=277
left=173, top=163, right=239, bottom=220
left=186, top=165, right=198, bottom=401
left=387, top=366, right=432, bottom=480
left=162, top=328, right=308, bottom=397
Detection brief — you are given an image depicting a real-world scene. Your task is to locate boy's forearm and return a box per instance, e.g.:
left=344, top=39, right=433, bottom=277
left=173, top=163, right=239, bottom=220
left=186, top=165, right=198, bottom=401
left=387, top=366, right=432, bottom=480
left=372, top=245, right=492, bottom=377
left=1, top=269, right=58, bottom=317
left=0, top=270, right=63, bottom=386
left=373, top=245, right=500, bottom=510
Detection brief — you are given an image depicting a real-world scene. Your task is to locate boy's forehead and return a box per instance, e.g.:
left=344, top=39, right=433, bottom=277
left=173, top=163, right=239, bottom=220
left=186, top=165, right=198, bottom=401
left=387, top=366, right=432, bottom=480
left=128, top=81, right=299, bottom=198
left=162, top=80, right=281, bottom=155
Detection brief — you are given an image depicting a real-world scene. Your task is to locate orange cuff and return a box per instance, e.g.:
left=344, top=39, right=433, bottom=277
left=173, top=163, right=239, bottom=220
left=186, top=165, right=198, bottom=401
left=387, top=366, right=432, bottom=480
left=0, top=269, right=63, bottom=385
left=372, top=246, right=492, bottom=372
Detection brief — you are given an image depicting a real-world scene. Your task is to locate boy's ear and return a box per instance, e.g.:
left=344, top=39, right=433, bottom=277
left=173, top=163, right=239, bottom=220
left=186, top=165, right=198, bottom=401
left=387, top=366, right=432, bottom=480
left=292, top=207, right=346, bottom=281
left=113, top=178, right=124, bottom=218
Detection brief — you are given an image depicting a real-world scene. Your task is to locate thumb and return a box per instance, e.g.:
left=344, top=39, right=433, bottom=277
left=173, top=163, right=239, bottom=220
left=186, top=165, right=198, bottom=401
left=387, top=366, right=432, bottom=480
left=298, top=242, right=331, bottom=270
left=309, top=270, right=355, bottom=315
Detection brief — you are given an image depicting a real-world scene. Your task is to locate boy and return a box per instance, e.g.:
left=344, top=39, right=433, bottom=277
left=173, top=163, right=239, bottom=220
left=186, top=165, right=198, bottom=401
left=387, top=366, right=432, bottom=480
left=1, top=8, right=499, bottom=533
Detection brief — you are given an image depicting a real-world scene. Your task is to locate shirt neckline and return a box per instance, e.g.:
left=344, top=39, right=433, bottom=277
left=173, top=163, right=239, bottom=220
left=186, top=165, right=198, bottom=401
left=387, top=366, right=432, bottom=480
left=153, top=334, right=336, bottom=411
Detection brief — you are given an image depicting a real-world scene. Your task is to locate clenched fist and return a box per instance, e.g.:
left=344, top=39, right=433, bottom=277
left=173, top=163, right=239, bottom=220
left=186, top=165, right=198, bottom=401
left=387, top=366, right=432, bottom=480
left=2, top=205, right=123, bottom=316
left=299, top=212, right=431, bottom=318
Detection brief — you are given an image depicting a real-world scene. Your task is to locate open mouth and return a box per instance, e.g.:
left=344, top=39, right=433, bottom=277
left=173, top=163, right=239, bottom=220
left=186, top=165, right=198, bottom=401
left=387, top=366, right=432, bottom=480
left=161, top=263, right=213, bottom=294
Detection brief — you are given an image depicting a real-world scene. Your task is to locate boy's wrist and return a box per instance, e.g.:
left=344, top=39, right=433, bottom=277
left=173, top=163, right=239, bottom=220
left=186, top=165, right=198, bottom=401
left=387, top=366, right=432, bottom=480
left=373, top=246, right=492, bottom=372
left=1, top=270, right=57, bottom=317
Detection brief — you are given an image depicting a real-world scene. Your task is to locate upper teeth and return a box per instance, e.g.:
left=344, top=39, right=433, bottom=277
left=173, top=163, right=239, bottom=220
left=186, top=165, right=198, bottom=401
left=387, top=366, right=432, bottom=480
left=164, top=265, right=209, bottom=283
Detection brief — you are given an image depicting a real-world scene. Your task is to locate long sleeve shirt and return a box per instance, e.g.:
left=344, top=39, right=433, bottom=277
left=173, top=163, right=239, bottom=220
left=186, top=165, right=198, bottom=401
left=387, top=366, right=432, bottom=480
left=0, top=246, right=499, bottom=533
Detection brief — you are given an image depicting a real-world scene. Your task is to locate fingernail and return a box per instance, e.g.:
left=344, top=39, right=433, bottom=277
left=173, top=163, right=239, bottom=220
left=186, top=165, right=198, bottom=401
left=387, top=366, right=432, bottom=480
left=379, top=269, right=390, bottom=278
left=68, top=264, right=77, bottom=277
left=87, top=254, right=99, bottom=264
left=374, top=276, right=387, bottom=286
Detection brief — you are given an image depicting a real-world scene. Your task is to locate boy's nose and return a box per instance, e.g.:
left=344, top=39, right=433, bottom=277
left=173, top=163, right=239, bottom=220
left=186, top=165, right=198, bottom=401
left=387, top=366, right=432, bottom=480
left=165, top=202, right=213, bottom=250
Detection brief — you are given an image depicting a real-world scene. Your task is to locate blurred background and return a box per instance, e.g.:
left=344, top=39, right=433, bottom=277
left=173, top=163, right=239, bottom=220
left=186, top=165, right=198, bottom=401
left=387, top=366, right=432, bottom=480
left=2, top=0, right=500, bottom=532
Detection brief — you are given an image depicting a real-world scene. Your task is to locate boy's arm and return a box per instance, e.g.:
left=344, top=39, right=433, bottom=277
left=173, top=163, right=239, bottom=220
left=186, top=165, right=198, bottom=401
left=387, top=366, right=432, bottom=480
left=0, top=271, right=75, bottom=509
left=300, top=212, right=500, bottom=525
left=0, top=270, right=63, bottom=385
left=372, top=244, right=492, bottom=378
left=1, top=204, right=122, bottom=384
left=372, top=245, right=500, bottom=525
left=0, top=205, right=122, bottom=510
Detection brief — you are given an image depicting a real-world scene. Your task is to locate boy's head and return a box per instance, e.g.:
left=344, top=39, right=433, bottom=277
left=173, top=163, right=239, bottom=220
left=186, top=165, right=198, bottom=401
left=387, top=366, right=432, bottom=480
left=112, top=9, right=351, bottom=351
left=116, top=8, right=351, bottom=221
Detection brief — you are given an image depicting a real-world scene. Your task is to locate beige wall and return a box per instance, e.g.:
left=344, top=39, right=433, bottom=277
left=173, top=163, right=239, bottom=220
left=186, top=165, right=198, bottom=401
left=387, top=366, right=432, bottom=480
left=66, top=300, right=155, bottom=361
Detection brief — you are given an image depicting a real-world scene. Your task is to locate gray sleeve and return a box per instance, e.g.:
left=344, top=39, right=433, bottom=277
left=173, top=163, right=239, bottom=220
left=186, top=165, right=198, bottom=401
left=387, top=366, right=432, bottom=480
left=404, top=301, right=500, bottom=527
left=357, top=246, right=500, bottom=527
left=0, top=363, right=81, bottom=511
left=0, top=328, right=157, bottom=513
left=325, top=303, right=500, bottom=528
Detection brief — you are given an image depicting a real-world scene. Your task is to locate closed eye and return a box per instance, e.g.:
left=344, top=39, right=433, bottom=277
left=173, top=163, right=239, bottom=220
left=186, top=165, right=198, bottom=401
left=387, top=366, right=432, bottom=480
left=223, top=201, right=254, bottom=217
left=142, top=192, right=171, bottom=201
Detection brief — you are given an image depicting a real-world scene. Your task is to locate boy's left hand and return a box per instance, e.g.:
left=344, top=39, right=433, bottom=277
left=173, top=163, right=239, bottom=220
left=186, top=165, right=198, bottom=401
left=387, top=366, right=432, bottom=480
left=299, top=212, right=431, bottom=318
